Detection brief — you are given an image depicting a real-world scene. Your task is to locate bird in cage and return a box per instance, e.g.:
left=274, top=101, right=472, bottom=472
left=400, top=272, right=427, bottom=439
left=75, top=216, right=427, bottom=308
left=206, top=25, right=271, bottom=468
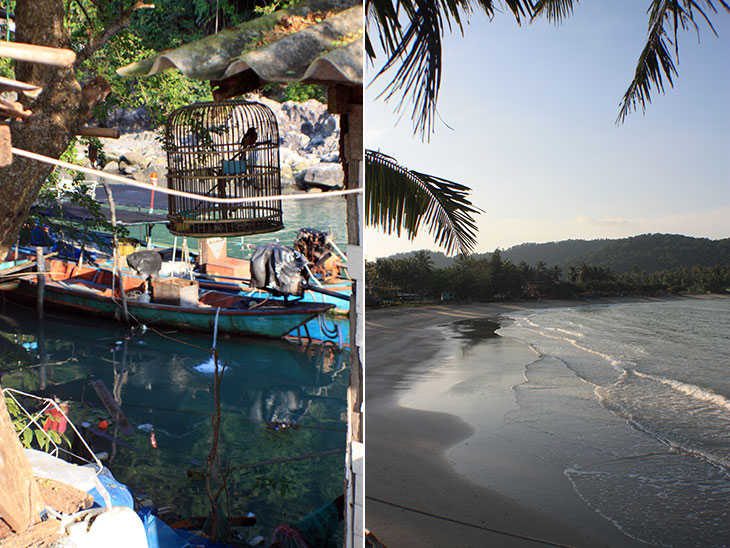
left=241, top=126, right=257, bottom=149
left=214, top=126, right=260, bottom=219
left=238, top=126, right=258, bottom=173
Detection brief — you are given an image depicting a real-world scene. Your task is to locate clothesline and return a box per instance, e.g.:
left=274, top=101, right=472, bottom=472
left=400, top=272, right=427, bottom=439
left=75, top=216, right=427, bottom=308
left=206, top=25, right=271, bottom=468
left=12, top=147, right=362, bottom=204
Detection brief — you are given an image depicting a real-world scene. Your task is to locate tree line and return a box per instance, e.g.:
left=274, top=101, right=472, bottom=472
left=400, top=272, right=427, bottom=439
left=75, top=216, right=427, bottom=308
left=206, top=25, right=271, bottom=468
left=366, top=250, right=730, bottom=305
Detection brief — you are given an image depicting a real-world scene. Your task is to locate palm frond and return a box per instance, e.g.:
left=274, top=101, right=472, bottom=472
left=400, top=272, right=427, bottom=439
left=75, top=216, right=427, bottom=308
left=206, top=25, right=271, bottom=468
left=617, top=0, right=730, bottom=124
left=372, top=0, right=447, bottom=140
left=366, top=0, right=402, bottom=62
left=365, top=149, right=482, bottom=255
left=368, top=0, right=533, bottom=139
left=531, top=0, right=576, bottom=24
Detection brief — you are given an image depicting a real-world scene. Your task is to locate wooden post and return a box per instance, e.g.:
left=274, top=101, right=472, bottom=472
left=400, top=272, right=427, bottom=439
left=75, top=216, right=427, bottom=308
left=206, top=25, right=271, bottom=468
left=102, top=183, right=129, bottom=323
left=0, top=122, right=11, bottom=167
left=36, top=246, right=45, bottom=319
left=38, top=323, right=47, bottom=391
left=77, top=127, right=120, bottom=139
left=0, top=386, right=46, bottom=533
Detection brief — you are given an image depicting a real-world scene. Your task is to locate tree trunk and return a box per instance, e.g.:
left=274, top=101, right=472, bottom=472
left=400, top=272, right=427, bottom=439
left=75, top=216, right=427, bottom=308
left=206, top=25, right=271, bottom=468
left=0, top=0, right=83, bottom=259
left=0, top=386, right=45, bottom=533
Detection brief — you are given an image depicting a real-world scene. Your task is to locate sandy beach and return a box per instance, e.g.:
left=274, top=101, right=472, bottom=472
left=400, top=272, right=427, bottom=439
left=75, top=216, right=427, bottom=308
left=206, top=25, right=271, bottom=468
left=365, top=298, right=668, bottom=548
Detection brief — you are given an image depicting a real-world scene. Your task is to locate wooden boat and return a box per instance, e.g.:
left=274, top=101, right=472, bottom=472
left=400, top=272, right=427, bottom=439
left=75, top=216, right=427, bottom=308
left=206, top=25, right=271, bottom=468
left=0, top=256, right=36, bottom=290
left=194, top=257, right=351, bottom=314
left=2, top=255, right=334, bottom=339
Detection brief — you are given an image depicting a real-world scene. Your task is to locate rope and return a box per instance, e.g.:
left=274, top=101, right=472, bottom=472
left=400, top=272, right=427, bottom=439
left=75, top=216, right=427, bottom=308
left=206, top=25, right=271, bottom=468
left=12, top=147, right=362, bottom=204
left=365, top=496, right=582, bottom=548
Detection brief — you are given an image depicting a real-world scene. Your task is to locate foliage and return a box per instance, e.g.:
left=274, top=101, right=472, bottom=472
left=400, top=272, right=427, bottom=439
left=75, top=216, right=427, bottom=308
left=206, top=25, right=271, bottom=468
left=0, top=56, right=12, bottom=79
left=74, top=29, right=213, bottom=127
left=366, top=247, right=730, bottom=304
left=383, top=235, right=730, bottom=276
left=18, top=138, right=128, bottom=254
left=366, top=150, right=481, bottom=255
left=4, top=395, right=71, bottom=453
left=5, top=0, right=307, bottom=132
left=261, top=82, right=328, bottom=104
left=282, top=82, right=327, bottom=103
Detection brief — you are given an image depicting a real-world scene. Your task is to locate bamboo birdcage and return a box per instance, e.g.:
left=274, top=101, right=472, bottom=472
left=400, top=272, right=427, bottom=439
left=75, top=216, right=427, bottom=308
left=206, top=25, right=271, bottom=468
left=164, top=100, right=283, bottom=237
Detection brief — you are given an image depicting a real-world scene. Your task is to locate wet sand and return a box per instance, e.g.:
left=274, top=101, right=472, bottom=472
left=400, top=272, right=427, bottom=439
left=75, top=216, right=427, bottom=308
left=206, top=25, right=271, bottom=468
left=365, top=300, right=654, bottom=548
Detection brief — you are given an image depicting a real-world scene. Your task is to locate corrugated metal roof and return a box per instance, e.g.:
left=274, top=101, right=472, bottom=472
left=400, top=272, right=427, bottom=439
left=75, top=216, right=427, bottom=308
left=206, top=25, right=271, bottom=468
left=117, top=0, right=362, bottom=91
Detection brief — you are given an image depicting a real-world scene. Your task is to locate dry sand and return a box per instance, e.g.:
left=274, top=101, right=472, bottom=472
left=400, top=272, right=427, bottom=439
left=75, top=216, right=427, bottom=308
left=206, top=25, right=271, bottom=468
left=365, top=299, right=662, bottom=548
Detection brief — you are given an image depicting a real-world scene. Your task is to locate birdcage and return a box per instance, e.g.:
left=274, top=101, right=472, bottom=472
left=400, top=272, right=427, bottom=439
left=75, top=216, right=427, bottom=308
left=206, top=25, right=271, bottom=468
left=164, top=100, right=283, bottom=237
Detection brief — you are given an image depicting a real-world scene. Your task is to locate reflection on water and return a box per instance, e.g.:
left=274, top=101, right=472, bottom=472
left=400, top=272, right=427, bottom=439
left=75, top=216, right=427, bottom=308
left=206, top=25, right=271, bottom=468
left=448, top=318, right=500, bottom=344
left=0, top=303, right=348, bottom=541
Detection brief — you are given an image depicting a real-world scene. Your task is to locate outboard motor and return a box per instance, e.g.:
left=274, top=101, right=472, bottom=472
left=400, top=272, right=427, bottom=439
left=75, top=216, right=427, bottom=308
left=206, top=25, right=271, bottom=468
left=293, top=228, right=341, bottom=280
left=250, top=243, right=308, bottom=296
left=293, top=228, right=330, bottom=264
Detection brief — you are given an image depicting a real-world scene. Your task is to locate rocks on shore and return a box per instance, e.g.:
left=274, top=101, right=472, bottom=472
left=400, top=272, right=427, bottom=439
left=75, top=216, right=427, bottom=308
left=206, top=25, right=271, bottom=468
left=77, top=94, right=343, bottom=193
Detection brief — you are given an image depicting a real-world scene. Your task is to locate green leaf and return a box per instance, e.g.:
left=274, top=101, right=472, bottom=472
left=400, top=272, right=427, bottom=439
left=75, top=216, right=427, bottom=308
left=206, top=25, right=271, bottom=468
left=22, top=428, right=33, bottom=449
left=365, top=149, right=481, bottom=255
left=59, top=432, right=72, bottom=449
left=35, top=429, right=48, bottom=452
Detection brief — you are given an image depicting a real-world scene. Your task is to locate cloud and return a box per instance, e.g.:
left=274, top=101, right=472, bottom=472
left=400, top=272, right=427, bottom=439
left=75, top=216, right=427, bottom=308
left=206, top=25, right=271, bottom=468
left=566, top=208, right=730, bottom=240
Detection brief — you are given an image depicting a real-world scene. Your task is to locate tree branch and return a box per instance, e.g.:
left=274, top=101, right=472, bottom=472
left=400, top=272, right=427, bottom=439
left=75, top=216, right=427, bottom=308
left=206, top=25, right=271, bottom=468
left=74, top=1, right=154, bottom=66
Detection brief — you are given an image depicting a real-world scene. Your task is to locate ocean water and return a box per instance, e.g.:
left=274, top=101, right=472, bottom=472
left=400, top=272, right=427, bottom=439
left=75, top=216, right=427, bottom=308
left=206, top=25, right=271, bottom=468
left=498, top=297, right=730, bottom=547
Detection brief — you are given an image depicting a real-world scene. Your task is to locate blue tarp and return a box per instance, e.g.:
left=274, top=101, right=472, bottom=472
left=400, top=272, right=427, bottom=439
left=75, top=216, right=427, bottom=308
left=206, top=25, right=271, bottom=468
left=138, top=508, right=238, bottom=548
left=88, top=467, right=135, bottom=509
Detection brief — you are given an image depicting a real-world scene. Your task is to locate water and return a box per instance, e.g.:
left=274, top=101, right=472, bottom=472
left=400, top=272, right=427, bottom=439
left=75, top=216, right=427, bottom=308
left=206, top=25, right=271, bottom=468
left=0, top=273, right=349, bottom=542
left=126, top=196, right=349, bottom=259
left=497, top=297, right=730, bottom=547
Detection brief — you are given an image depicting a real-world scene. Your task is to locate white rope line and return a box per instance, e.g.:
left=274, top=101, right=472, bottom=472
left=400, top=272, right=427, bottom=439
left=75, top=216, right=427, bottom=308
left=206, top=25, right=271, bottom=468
left=12, top=147, right=363, bottom=204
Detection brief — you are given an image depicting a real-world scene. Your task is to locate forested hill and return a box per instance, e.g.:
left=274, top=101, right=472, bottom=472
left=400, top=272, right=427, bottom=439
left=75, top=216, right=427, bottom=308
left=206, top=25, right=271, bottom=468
left=385, top=234, right=730, bottom=274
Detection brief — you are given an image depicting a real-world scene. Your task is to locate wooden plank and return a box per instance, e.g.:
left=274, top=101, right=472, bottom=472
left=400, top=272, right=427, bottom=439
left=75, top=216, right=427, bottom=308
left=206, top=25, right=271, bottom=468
left=0, top=518, right=61, bottom=548
left=0, top=123, right=10, bottom=167
left=0, top=391, right=45, bottom=533
left=0, top=41, right=76, bottom=67
left=0, top=76, right=41, bottom=97
left=77, top=127, right=120, bottom=139
left=0, top=98, right=31, bottom=119
left=89, top=379, right=134, bottom=435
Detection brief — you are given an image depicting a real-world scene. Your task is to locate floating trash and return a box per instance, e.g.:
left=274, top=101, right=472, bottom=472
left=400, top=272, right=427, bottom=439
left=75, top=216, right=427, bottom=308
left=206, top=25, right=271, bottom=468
left=193, top=356, right=219, bottom=374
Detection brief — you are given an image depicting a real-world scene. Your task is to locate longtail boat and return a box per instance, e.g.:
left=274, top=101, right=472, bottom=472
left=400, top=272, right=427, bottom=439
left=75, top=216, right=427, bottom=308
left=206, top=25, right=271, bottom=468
left=2, top=254, right=334, bottom=339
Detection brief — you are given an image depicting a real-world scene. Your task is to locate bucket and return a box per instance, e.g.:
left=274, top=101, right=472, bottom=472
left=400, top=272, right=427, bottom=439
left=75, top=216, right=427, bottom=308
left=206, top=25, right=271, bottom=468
left=118, top=238, right=138, bottom=256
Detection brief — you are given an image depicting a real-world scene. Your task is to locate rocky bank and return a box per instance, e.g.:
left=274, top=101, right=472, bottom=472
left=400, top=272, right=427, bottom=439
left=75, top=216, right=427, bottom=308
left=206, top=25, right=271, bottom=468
left=79, top=94, right=343, bottom=193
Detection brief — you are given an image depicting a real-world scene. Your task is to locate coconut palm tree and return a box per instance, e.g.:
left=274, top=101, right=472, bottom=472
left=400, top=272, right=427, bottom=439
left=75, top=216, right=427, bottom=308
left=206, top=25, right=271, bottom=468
left=412, top=249, right=435, bottom=271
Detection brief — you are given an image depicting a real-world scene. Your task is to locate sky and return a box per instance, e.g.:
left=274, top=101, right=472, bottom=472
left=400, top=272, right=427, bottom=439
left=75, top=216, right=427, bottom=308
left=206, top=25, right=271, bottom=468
left=364, top=1, right=730, bottom=259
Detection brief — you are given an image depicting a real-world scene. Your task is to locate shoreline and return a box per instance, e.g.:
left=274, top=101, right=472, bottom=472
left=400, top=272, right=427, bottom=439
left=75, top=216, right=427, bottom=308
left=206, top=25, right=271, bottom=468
left=365, top=295, right=722, bottom=547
